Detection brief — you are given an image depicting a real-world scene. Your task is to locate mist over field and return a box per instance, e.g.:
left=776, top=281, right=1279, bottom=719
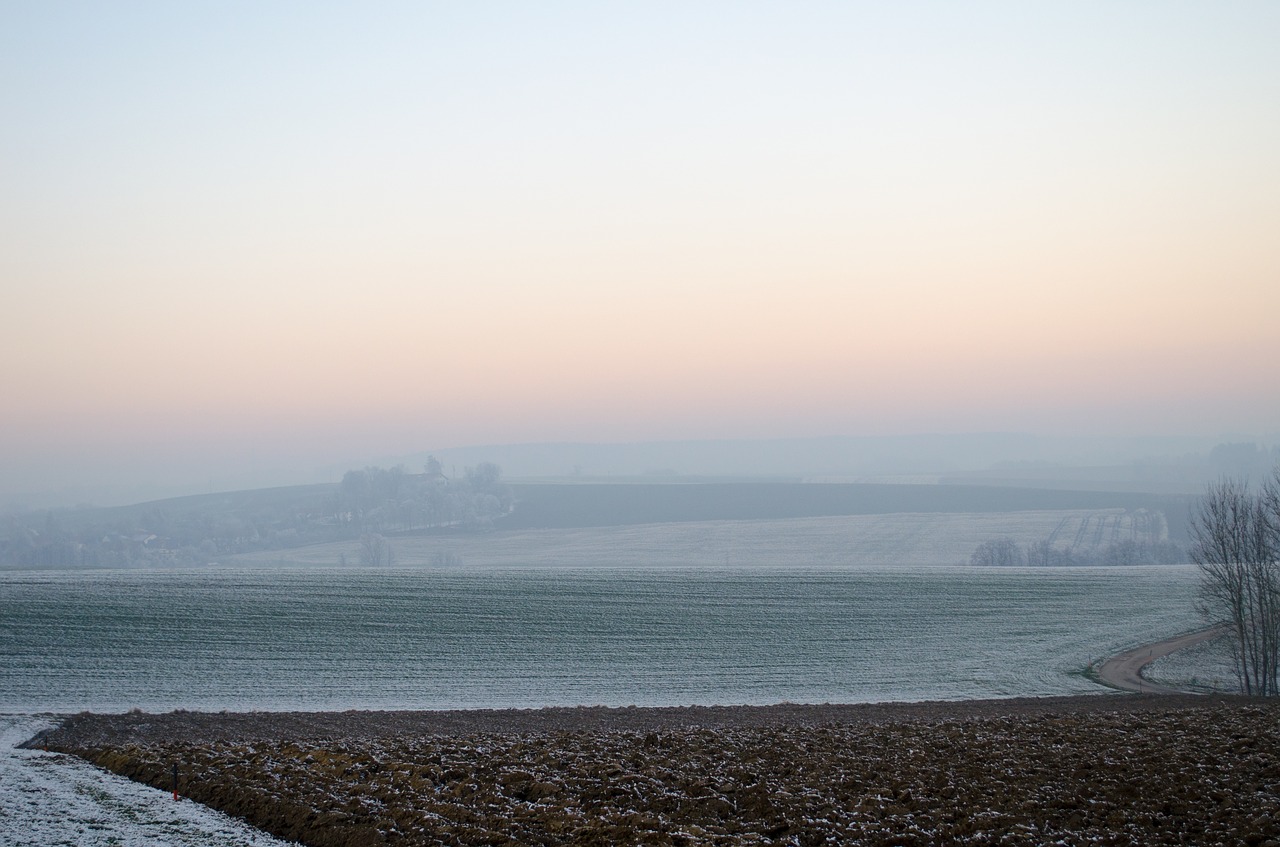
left=3, top=5, right=1278, bottom=843
left=2, top=2, right=1278, bottom=516
left=5, top=432, right=1278, bottom=513
left=0, top=0, right=1275, bottom=690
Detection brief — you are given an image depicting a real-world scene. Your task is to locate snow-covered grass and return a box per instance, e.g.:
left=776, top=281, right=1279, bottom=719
left=227, top=508, right=1164, bottom=569
left=0, top=715, right=294, bottom=847
left=0, top=564, right=1202, bottom=713
left=1146, top=631, right=1240, bottom=693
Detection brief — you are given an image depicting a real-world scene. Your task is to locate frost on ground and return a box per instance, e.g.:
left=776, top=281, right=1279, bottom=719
left=229, top=510, right=1132, bottom=568
left=1146, top=631, right=1239, bottom=693
left=49, top=699, right=1280, bottom=847
left=0, top=715, right=293, bottom=847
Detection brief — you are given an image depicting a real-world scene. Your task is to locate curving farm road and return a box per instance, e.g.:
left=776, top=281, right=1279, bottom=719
left=1095, top=623, right=1230, bottom=694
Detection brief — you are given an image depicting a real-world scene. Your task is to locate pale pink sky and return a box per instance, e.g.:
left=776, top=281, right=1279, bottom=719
left=2, top=2, right=1278, bottom=504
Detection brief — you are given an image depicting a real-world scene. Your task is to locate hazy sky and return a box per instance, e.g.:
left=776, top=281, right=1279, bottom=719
left=3, top=2, right=1278, bottom=503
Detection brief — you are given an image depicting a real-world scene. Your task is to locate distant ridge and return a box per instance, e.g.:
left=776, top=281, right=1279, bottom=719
left=498, top=482, right=1188, bottom=536
left=395, top=433, right=1217, bottom=483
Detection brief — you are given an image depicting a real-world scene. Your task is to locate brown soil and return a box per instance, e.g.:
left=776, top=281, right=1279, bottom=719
left=44, top=695, right=1280, bottom=846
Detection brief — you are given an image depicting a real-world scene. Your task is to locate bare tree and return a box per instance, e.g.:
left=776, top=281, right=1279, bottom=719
left=359, top=532, right=394, bottom=567
left=1190, top=472, right=1280, bottom=695
left=969, top=537, right=1024, bottom=567
left=1026, top=538, right=1074, bottom=567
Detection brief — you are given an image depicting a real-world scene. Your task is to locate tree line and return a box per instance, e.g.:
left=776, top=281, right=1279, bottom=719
left=336, top=461, right=512, bottom=567
left=335, top=460, right=511, bottom=535
left=969, top=534, right=1184, bottom=568
left=0, top=459, right=511, bottom=569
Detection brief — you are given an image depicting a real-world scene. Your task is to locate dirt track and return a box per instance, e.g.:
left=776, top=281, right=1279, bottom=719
left=1095, top=624, right=1230, bottom=694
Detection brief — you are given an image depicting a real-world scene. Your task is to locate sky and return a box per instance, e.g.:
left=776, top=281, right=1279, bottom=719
left=2, top=2, right=1278, bottom=505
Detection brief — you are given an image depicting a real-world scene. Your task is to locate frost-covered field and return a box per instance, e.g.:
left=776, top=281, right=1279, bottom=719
left=0, top=560, right=1211, bottom=846
left=2, top=564, right=1200, bottom=713
left=0, top=715, right=293, bottom=847
left=228, top=509, right=1165, bottom=569
left=1147, top=632, right=1238, bottom=692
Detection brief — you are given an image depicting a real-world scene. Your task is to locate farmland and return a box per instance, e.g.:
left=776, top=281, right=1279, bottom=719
left=3, top=476, right=1192, bottom=570
left=228, top=507, right=1176, bottom=569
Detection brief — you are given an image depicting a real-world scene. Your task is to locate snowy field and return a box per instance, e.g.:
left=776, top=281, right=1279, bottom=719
left=0, top=557, right=1209, bottom=844
left=227, top=509, right=1164, bottom=569
left=2, top=564, right=1201, bottom=713
left=0, top=715, right=293, bottom=847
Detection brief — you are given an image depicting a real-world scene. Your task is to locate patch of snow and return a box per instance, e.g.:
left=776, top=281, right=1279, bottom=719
left=0, top=715, right=295, bottom=847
